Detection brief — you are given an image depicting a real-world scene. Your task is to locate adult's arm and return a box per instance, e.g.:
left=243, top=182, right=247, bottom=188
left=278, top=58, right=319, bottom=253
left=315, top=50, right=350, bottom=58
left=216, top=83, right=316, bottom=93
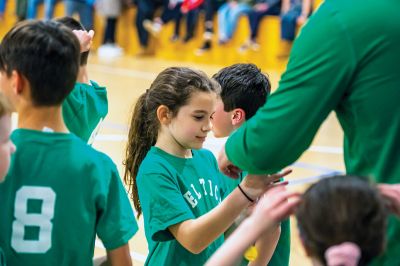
left=225, top=2, right=356, bottom=174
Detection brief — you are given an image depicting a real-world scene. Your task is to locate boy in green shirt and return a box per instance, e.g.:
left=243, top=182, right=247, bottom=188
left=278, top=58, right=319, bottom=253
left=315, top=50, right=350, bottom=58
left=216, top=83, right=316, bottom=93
left=56, top=16, right=109, bottom=143
left=0, top=93, right=16, bottom=266
left=212, top=63, right=290, bottom=266
left=0, top=20, right=137, bottom=266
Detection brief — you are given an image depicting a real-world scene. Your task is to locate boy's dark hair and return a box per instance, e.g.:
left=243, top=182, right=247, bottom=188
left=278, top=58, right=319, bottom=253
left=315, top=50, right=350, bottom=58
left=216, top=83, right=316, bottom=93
left=296, top=175, right=387, bottom=266
left=0, top=20, right=80, bottom=106
left=212, top=63, right=271, bottom=119
left=124, top=67, right=220, bottom=217
left=55, top=16, right=89, bottom=66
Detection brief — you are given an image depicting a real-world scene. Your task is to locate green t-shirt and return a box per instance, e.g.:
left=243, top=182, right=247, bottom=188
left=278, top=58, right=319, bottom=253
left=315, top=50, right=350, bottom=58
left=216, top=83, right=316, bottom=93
left=0, top=248, right=5, bottom=266
left=0, top=129, right=137, bottom=266
left=137, top=147, right=228, bottom=266
left=225, top=0, right=400, bottom=264
left=224, top=173, right=290, bottom=266
left=62, top=80, right=108, bottom=143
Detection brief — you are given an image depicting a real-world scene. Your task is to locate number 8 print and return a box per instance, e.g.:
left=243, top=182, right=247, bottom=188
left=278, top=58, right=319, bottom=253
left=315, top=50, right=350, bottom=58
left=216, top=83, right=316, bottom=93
left=11, top=186, right=56, bottom=253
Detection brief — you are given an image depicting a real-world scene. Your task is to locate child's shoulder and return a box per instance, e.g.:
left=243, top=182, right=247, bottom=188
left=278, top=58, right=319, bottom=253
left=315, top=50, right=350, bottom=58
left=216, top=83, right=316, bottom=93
left=13, top=129, right=115, bottom=168
left=194, top=148, right=218, bottom=163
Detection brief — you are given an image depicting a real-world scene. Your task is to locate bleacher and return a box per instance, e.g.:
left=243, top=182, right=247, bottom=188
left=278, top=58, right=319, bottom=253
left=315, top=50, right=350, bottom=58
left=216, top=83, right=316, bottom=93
left=0, top=0, right=322, bottom=69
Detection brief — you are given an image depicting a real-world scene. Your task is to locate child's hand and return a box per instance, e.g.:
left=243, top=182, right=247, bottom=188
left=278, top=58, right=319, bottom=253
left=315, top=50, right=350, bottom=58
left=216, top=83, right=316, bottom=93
left=250, top=186, right=301, bottom=232
left=254, top=3, right=269, bottom=12
left=73, top=29, right=95, bottom=53
left=241, top=169, right=292, bottom=200
left=378, top=184, right=400, bottom=217
left=229, top=1, right=238, bottom=8
left=296, top=15, right=308, bottom=26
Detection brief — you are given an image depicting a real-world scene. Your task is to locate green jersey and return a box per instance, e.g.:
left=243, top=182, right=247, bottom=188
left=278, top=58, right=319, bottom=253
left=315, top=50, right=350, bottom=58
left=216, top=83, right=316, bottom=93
left=137, top=147, right=228, bottom=266
left=62, top=80, right=108, bottom=143
left=0, top=129, right=137, bottom=266
left=225, top=0, right=400, bottom=264
left=0, top=248, right=5, bottom=266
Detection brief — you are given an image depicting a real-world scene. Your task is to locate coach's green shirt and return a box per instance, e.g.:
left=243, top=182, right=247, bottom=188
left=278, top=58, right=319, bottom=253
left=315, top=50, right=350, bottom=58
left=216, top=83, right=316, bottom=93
left=0, top=129, right=137, bottom=266
left=137, top=147, right=228, bottom=266
left=226, top=0, right=400, bottom=265
left=63, top=80, right=108, bottom=143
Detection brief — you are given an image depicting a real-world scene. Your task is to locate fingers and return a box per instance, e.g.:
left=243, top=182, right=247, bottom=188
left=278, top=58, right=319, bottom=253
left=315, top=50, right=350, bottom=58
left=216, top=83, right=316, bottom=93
left=72, top=30, right=94, bottom=52
left=253, top=187, right=302, bottom=227
left=378, top=184, right=400, bottom=217
left=88, top=30, right=95, bottom=39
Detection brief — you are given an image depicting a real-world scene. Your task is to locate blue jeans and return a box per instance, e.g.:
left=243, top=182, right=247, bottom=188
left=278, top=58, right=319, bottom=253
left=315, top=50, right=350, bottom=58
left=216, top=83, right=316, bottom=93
left=64, top=0, right=93, bottom=30
left=280, top=4, right=301, bottom=41
left=27, top=0, right=56, bottom=20
left=135, top=0, right=163, bottom=47
left=248, top=4, right=281, bottom=40
left=218, top=3, right=252, bottom=40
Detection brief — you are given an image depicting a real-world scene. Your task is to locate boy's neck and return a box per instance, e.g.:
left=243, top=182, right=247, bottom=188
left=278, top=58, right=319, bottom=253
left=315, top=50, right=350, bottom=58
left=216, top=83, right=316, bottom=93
left=17, top=105, right=68, bottom=133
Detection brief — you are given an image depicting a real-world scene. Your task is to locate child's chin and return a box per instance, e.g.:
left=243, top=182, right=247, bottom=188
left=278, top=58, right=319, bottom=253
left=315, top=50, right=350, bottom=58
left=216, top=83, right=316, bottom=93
left=190, top=143, right=204, bottom=150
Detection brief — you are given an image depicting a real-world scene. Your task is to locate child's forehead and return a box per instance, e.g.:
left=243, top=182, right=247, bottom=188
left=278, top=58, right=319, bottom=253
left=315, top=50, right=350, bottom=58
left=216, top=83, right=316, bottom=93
left=183, top=91, right=217, bottom=109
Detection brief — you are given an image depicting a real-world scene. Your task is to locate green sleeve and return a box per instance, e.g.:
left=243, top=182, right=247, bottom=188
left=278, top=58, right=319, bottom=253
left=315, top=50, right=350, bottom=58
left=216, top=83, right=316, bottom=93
left=225, top=3, right=356, bottom=174
left=96, top=160, right=138, bottom=250
left=137, top=172, right=195, bottom=242
left=62, top=80, right=108, bottom=143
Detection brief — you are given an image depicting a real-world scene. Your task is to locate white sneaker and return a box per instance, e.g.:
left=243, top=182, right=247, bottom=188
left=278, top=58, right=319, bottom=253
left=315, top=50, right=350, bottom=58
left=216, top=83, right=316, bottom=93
left=143, top=20, right=162, bottom=37
left=98, top=44, right=123, bottom=59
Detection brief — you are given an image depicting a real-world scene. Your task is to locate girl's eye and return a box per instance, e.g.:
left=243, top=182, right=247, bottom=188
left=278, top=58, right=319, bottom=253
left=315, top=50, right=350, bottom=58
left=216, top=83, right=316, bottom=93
left=193, top=116, right=204, bottom=121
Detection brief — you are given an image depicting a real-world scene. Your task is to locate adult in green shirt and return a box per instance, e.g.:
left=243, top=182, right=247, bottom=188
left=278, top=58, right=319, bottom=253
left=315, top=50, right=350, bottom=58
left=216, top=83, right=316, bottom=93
left=219, top=0, right=400, bottom=265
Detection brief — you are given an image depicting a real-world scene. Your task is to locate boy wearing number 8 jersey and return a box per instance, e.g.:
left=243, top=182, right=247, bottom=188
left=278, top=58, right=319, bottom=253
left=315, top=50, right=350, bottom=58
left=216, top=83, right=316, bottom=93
left=0, top=20, right=137, bottom=266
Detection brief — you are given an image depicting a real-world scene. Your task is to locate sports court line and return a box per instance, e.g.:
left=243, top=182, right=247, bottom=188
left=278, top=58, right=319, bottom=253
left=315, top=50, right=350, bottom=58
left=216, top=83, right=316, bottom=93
left=308, top=145, right=343, bottom=154
left=90, top=64, right=157, bottom=81
left=95, top=239, right=146, bottom=263
left=292, top=162, right=339, bottom=174
left=287, top=171, right=344, bottom=187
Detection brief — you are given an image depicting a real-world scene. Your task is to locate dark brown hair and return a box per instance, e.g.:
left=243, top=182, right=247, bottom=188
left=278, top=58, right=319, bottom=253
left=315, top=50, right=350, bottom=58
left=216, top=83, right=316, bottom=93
left=212, top=63, right=270, bottom=119
left=55, top=16, right=89, bottom=66
left=0, top=20, right=80, bottom=106
left=296, top=175, right=387, bottom=265
left=124, top=67, right=220, bottom=217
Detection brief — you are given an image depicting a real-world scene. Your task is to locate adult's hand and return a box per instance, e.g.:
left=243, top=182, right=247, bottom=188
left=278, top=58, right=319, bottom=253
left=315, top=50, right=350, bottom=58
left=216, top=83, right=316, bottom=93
left=378, top=184, right=400, bottom=217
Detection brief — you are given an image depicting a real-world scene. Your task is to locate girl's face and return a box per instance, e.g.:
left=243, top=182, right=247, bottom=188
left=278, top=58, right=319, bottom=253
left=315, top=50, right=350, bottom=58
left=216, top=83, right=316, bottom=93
left=0, top=114, right=16, bottom=181
left=166, top=91, right=217, bottom=156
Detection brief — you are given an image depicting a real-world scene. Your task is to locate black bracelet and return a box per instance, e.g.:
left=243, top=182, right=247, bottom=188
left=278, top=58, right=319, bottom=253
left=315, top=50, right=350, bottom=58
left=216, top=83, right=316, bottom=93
left=237, top=184, right=255, bottom=202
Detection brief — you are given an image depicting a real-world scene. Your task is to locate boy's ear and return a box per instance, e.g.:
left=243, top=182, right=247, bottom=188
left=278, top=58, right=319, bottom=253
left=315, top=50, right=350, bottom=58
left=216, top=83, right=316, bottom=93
left=12, top=70, right=25, bottom=95
left=156, top=105, right=172, bottom=125
left=231, top=108, right=246, bottom=126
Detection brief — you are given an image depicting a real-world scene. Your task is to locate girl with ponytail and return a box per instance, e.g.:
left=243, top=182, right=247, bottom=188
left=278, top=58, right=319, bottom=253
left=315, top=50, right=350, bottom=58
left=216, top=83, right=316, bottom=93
left=124, top=67, right=287, bottom=265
